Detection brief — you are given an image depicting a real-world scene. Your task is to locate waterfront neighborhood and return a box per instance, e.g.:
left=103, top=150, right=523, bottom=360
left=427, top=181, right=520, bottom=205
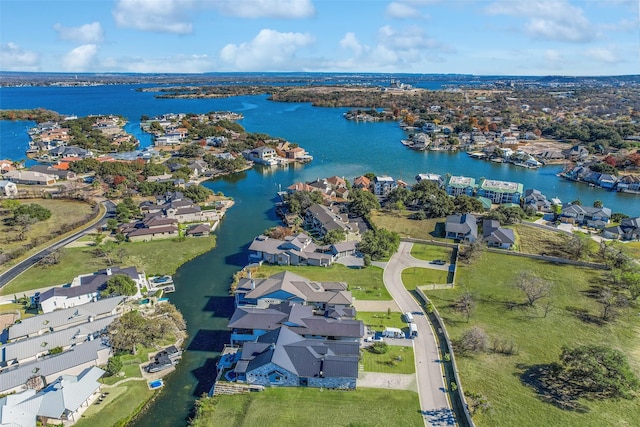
left=0, top=74, right=639, bottom=427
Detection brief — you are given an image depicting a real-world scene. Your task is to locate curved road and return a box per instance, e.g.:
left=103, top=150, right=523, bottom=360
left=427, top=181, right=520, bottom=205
left=383, top=241, right=455, bottom=426
left=0, top=200, right=116, bottom=289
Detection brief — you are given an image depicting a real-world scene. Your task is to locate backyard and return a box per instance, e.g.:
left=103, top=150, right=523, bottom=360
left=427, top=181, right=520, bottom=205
left=360, top=344, right=416, bottom=375
left=190, top=387, right=423, bottom=427
left=410, top=243, right=454, bottom=263
left=427, top=251, right=640, bottom=426
left=369, top=210, right=446, bottom=241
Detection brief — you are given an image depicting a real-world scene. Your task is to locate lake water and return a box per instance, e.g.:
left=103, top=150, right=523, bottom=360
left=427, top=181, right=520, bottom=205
left=0, top=83, right=638, bottom=426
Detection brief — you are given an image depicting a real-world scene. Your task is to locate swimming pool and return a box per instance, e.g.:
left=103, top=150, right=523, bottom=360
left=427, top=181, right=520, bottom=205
left=149, top=379, right=164, bottom=389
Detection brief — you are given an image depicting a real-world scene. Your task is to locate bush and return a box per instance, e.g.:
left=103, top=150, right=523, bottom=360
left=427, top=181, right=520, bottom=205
left=368, top=342, right=389, bottom=354
left=105, top=356, right=123, bottom=377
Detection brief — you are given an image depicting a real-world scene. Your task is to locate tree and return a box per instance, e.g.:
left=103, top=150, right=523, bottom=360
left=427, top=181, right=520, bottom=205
left=598, top=287, right=628, bottom=321
left=558, top=345, right=639, bottom=399
left=593, top=200, right=603, bottom=208
left=13, top=203, right=51, bottom=222
left=105, top=356, right=123, bottom=377
left=566, top=234, right=593, bottom=260
left=454, top=195, right=484, bottom=214
left=514, top=270, right=552, bottom=307
left=102, top=274, right=138, bottom=297
left=106, top=218, right=119, bottom=232
left=453, top=291, right=475, bottom=322
left=321, top=228, right=346, bottom=245
left=458, top=327, right=488, bottom=354
left=107, top=311, right=147, bottom=354
left=357, top=228, right=400, bottom=260
left=347, top=188, right=380, bottom=217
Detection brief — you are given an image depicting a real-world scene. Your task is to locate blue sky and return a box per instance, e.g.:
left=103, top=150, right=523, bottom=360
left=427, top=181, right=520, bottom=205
left=1, top=0, right=638, bottom=75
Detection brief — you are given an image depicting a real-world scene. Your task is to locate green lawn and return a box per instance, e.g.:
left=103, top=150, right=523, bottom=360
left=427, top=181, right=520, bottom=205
left=402, top=267, right=450, bottom=289
left=255, top=264, right=390, bottom=300
left=1, top=237, right=217, bottom=295
left=361, top=345, right=416, bottom=374
left=75, top=380, right=155, bottom=427
left=192, top=387, right=423, bottom=427
left=370, top=210, right=446, bottom=241
left=357, top=311, right=406, bottom=330
left=410, top=243, right=453, bottom=262
left=426, top=251, right=640, bottom=427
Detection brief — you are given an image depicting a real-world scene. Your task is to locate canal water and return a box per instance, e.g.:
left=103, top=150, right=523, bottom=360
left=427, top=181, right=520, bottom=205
left=1, top=84, right=638, bottom=426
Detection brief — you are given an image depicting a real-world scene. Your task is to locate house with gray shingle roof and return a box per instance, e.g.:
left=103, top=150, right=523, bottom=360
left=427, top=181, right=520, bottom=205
left=228, top=301, right=363, bottom=346
left=38, top=267, right=143, bottom=313
left=234, top=271, right=352, bottom=309
left=0, top=366, right=104, bottom=425
left=445, top=214, right=478, bottom=243
left=482, top=219, right=515, bottom=249
left=561, top=204, right=611, bottom=228
left=0, top=339, right=109, bottom=395
left=233, top=326, right=359, bottom=389
left=8, top=297, right=125, bottom=341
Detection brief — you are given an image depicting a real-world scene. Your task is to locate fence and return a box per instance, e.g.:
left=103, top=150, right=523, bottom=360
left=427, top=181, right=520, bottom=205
left=415, top=287, right=475, bottom=427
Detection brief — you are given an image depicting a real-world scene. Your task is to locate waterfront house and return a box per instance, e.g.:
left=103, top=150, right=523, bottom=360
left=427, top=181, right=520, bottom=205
left=248, top=233, right=335, bottom=267
left=0, top=340, right=109, bottom=396
left=560, top=204, right=611, bottom=228
left=353, top=175, right=371, bottom=192
left=445, top=175, right=476, bottom=197
left=615, top=175, right=640, bottom=192
left=242, top=146, right=278, bottom=166
left=228, top=301, right=363, bottom=346
left=0, top=315, right=117, bottom=368
left=597, top=174, right=618, bottom=189
left=8, top=297, right=125, bottom=342
left=0, top=180, right=18, bottom=197
left=234, top=270, right=352, bottom=309
left=38, top=267, right=144, bottom=313
left=49, top=145, right=91, bottom=159
left=602, top=217, right=640, bottom=241
left=119, top=216, right=179, bottom=242
left=445, top=214, right=478, bottom=243
left=0, top=366, right=105, bottom=425
left=415, top=173, right=443, bottom=187
left=482, top=219, right=515, bottom=249
left=232, top=326, right=359, bottom=389
left=477, top=178, right=523, bottom=204
left=303, top=204, right=362, bottom=239
left=29, top=165, right=77, bottom=181
left=523, top=189, right=552, bottom=212
left=373, top=176, right=398, bottom=197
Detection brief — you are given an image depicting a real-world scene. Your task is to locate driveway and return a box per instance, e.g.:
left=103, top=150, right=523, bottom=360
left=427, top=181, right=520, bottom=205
left=383, top=241, right=454, bottom=426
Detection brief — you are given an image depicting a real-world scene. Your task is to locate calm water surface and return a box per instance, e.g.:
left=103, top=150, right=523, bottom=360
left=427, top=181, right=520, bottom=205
left=1, top=85, right=638, bottom=426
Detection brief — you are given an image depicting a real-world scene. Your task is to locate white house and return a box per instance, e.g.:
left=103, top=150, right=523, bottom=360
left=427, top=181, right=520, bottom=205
left=39, top=267, right=145, bottom=313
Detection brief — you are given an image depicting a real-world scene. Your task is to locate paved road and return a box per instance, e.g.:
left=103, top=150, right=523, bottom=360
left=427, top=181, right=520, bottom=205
left=383, top=241, right=455, bottom=427
left=0, top=200, right=115, bottom=289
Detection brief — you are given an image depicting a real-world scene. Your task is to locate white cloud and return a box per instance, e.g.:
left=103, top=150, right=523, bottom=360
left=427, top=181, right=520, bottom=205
left=486, top=0, right=594, bottom=42
left=62, top=44, right=98, bottom=71
left=54, top=22, right=104, bottom=43
left=584, top=47, right=622, bottom=64
left=213, top=0, right=315, bottom=18
left=377, top=25, right=452, bottom=52
left=219, top=29, right=314, bottom=71
left=113, top=0, right=193, bottom=34
left=102, top=54, right=215, bottom=73
left=339, top=32, right=363, bottom=57
left=1, top=43, right=40, bottom=71
left=386, top=2, right=421, bottom=19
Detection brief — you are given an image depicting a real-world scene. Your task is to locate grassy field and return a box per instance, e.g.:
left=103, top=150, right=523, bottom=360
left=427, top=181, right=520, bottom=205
left=361, top=344, right=416, bottom=374
left=195, top=387, right=423, bottom=427
left=402, top=267, right=450, bottom=289
left=370, top=210, right=446, bottom=241
left=75, top=380, right=155, bottom=427
left=0, top=237, right=217, bottom=295
left=426, top=251, right=640, bottom=427
left=410, top=243, right=453, bottom=262
left=255, top=264, right=390, bottom=300
left=357, top=310, right=406, bottom=330
left=0, top=198, right=98, bottom=273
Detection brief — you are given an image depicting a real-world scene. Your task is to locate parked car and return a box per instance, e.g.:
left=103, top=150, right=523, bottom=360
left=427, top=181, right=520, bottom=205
left=431, top=259, right=446, bottom=265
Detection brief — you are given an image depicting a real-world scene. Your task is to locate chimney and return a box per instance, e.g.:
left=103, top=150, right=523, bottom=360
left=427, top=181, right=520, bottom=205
left=250, top=279, right=255, bottom=290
